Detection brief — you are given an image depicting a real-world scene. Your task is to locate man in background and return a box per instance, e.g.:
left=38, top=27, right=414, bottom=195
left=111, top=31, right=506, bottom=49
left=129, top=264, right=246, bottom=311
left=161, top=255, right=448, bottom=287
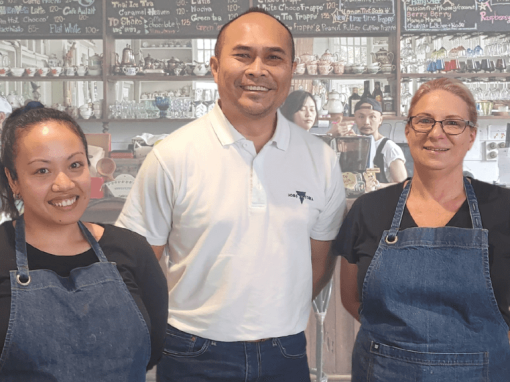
left=117, top=7, right=345, bottom=382
left=328, top=98, right=407, bottom=188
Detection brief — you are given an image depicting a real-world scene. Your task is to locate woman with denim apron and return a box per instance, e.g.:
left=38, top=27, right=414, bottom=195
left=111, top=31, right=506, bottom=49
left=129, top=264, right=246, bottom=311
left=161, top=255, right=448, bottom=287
left=334, top=78, right=510, bottom=381
left=0, top=104, right=168, bottom=381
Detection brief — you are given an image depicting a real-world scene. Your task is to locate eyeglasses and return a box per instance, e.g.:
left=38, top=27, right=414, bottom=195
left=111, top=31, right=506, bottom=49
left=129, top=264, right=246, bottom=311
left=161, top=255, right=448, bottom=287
left=407, top=114, right=476, bottom=135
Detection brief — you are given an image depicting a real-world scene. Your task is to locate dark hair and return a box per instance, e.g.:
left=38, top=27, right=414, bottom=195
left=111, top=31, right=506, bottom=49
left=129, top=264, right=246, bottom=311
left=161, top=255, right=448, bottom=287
left=280, top=91, right=318, bottom=125
left=408, top=78, right=478, bottom=127
left=0, top=103, right=90, bottom=219
left=214, top=7, right=295, bottom=62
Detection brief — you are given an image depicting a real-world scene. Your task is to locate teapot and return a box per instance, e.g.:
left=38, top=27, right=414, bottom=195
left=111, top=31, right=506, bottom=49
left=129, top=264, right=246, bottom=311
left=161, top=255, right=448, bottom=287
left=320, top=49, right=339, bottom=64
left=143, top=53, right=154, bottom=69
left=371, top=48, right=394, bottom=65
left=48, top=53, right=61, bottom=68
left=323, top=90, right=345, bottom=114
left=193, top=62, right=210, bottom=76
left=121, top=44, right=136, bottom=66
left=166, top=57, right=181, bottom=73
left=6, top=91, right=21, bottom=108
left=297, top=53, right=318, bottom=65
left=89, top=53, right=103, bottom=71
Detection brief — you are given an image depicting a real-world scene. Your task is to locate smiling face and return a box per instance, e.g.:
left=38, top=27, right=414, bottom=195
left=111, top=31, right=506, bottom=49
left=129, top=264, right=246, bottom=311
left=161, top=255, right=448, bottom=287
left=210, top=13, right=296, bottom=121
left=7, top=121, right=90, bottom=227
left=293, top=96, right=317, bottom=131
left=405, top=89, right=476, bottom=175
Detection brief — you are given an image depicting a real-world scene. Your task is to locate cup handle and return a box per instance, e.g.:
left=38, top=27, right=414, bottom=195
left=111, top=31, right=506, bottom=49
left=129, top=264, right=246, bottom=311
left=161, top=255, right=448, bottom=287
left=328, top=66, right=333, bottom=74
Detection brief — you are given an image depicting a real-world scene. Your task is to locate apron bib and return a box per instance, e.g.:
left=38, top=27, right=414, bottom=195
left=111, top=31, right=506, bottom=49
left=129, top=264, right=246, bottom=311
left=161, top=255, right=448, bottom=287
left=0, top=217, right=151, bottom=381
left=352, top=178, right=510, bottom=382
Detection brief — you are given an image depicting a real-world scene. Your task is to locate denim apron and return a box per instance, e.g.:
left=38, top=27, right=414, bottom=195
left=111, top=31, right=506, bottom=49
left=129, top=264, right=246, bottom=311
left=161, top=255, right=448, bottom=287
left=0, top=216, right=151, bottom=381
left=352, top=178, right=510, bottom=382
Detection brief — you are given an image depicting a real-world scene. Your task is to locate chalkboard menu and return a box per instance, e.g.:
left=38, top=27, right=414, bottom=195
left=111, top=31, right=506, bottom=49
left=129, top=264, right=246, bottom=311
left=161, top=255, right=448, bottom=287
left=259, top=0, right=396, bottom=35
left=106, top=0, right=249, bottom=37
left=402, top=0, right=510, bottom=32
left=0, top=0, right=102, bottom=38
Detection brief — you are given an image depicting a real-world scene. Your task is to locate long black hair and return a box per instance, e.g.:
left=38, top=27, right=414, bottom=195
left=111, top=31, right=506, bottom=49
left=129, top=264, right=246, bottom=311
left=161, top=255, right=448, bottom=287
left=280, top=90, right=318, bottom=126
left=0, top=102, right=90, bottom=219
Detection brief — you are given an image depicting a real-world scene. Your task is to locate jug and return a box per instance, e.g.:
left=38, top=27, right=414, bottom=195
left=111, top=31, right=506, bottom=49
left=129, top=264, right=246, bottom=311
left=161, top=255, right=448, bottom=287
left=121, top=44, right=136, bottom=66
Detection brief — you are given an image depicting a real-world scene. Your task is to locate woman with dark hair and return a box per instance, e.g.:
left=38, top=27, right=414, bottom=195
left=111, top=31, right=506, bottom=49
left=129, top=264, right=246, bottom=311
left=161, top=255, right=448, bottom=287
left=334, top=78, right=510, bottom=381
left=280, top=90, right=318, bottom=131
left=0, top=102, right=168, bottom=381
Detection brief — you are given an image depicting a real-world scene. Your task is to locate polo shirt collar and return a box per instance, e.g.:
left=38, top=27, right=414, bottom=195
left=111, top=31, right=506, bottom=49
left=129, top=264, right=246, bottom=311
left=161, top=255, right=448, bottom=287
left=210, top=101, right=290, bottom=151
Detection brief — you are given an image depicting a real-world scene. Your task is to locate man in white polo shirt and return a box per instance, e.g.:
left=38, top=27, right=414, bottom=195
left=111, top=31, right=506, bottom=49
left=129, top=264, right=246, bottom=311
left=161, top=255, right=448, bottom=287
left=117, top=8, right=345, bottom=382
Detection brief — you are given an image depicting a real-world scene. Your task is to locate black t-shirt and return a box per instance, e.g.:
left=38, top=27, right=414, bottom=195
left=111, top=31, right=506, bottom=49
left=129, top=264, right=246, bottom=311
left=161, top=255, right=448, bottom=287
left=0, top=222, right=168, bottom=369
left=333, top=178, right=510, bottom=327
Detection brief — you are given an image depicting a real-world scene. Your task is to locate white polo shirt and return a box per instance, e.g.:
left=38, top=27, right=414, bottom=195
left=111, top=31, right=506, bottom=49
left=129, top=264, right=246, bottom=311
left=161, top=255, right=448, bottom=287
left=116, top=103, right=345, bottom=341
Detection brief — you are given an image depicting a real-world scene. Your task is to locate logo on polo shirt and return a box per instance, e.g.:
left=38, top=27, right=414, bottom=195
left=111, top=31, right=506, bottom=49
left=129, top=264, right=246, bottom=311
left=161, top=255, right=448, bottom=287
left=288, top=191, right=314, bottom=204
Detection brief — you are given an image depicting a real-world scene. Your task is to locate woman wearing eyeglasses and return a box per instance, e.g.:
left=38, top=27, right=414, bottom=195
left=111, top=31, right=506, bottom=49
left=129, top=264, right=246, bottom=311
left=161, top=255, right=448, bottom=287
left=334, top=78, right=510, bottom=381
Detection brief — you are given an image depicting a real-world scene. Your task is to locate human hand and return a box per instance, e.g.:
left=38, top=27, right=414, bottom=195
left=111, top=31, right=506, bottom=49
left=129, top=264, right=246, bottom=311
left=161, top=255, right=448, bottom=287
left=363, top=170, right=380, bottom=192
left=326, top=120, right=355, bottom=137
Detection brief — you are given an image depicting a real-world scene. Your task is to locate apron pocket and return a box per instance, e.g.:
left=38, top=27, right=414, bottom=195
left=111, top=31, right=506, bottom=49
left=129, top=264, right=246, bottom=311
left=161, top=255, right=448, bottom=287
left=367, top=341, right=488, bottom=382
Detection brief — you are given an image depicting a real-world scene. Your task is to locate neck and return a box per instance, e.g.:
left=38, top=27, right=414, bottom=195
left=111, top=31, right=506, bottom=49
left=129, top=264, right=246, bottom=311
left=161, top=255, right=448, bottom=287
left=22, top=211, right=83, bottom=248
left=411, top=167, right=465, bottom=203
left=220, top=102, right=277, bottom=153
left=373, top=131, right=383, bottom=141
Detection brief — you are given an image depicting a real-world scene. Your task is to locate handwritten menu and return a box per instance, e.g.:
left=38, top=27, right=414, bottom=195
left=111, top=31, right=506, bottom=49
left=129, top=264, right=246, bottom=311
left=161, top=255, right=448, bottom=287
left=106, top=0, right=249, bottom=37
left=402, top=0, right=510, bottom=32
left=0, top=0, right=102, bottom=38
left=258, top=0, right=396, bottom=35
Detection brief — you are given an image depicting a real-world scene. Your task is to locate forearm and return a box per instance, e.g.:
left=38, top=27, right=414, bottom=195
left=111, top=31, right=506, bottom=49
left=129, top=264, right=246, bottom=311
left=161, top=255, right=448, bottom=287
left=311, top=239, right=336, bottom=300
left=312, top=255, right=336, bottom=299
left=340, top=257, right=361, bottom=322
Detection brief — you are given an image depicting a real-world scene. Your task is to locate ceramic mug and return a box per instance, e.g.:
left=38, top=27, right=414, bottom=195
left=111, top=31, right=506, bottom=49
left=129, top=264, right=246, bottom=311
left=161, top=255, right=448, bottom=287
left=76, top=66, right=87, bottom=76
left=65, top=66, right=77, bottom=76
left=37, top=68, right=49, bottom=77
left=0, top=67, right=9, bottom=76
left=333, top=63, right=344, bottom=74
left=381, top=64, right=396, bottom=73
left=80, top=108, right=92, bottom=120
left=25, top=67, right=37, bottom=77
left=306, top=63, right=318, bottom=75
left=318, top=65, right=333, bottom=75
left=294, top=63, right=306, bottom=75
left=122, top=66, right=139, bottom=76
left=50, top=67, right=63, bottom=76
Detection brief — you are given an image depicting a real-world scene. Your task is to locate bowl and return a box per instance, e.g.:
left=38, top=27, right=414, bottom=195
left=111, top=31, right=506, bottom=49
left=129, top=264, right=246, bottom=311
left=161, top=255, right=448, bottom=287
left=10, top=67, right=25, bottom=77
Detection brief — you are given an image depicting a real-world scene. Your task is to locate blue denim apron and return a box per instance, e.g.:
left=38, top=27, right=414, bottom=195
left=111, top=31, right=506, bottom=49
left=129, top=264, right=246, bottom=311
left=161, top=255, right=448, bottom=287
left=352, top=178, right=510, bottom=381
left=0, top=216, right=151, bottom=381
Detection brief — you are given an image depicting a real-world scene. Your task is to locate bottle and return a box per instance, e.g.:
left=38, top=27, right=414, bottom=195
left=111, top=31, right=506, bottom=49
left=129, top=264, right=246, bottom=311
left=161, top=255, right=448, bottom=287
left=360, top=80, right=372, bottom=99
left=383, top=85, right=394, bottom=113
left=372, top=82, right=383, bottom=106
left=348, top=87, right=361, bottom=117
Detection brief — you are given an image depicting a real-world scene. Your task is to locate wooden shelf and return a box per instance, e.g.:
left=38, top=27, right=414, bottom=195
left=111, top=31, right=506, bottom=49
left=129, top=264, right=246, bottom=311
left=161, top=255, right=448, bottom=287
left=294, top=73, right=396, bottom=80
left=107, top=74, right=213, bottom=81
left=0, top=76, right=103, bottom=82
left=84, top=118, right=195, bottom=123
left=140, top=47, right=191, bottom=50
left=107, top=73, right=396, bottom=82
left=401, top=72, right=510, bottom=79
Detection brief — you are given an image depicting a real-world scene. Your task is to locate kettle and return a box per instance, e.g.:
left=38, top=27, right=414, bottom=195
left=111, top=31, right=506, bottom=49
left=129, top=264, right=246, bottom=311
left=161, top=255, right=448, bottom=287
left=121, top=44, right=135, bottom=66
left=323, top=90, right=344, bottom=114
